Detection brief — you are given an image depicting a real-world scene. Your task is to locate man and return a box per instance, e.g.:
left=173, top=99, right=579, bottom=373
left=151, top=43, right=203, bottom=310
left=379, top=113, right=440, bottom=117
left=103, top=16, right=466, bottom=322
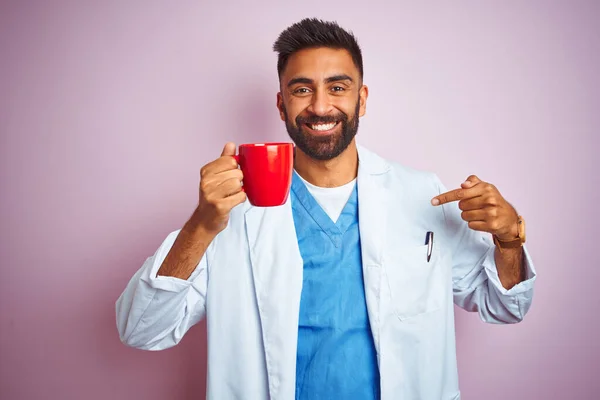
left=116, top=18, right=536, bottom=400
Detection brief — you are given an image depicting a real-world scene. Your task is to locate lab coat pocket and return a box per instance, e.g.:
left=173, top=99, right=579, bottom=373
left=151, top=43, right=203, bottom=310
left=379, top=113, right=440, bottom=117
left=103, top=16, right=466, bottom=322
left=384, top=244, right=445, bottom=320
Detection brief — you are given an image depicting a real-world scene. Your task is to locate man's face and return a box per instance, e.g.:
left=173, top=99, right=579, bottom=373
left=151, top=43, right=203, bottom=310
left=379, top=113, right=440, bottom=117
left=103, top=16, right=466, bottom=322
left=277, top=47, right=368, bottom=161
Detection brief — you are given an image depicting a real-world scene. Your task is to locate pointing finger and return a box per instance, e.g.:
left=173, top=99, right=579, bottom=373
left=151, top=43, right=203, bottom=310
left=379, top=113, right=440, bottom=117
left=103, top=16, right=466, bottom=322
left=431, top=188, right=465, bottom=206
left=431, top=185, right=484, bottom=206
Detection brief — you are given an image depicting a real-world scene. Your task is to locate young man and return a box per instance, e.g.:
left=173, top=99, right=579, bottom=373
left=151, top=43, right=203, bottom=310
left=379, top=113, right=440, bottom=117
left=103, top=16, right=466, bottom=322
left=116, top=18, right=536, bottom=400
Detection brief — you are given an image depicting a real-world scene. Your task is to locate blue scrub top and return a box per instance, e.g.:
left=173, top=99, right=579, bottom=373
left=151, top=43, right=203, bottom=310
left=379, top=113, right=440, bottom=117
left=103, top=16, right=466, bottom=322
left=291, top=172, right=380, bottom=400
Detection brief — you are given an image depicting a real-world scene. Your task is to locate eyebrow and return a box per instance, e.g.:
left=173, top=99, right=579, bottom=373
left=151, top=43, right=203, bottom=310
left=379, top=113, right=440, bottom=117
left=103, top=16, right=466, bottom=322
left=286, top=74, right=354, bottom=87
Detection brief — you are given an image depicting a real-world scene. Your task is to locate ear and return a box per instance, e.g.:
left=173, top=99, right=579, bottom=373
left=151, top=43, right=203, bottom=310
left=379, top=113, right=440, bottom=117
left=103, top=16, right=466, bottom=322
left=358, top=85, right=369, bottom=117
left=276, top=92, right=286, bottom=121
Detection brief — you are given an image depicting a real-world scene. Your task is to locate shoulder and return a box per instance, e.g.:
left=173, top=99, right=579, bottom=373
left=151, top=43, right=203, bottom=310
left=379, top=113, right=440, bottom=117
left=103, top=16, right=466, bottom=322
left=357, top=144, right=443, bottom=194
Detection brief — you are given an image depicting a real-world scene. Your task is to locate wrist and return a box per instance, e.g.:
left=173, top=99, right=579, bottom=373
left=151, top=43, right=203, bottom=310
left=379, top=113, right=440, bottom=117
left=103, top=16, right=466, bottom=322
left=494, top=215, right=526, bottom=252
left=186, top=208, right=218, bottom=239
left=495, top=208, right=520, bottom=241
left=496, top=223, right=519, bottom=241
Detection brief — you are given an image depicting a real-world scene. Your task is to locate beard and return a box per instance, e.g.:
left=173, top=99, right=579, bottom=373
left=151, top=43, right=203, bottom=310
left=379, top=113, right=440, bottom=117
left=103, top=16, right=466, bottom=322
left=282, top=99, right=360, bottom=161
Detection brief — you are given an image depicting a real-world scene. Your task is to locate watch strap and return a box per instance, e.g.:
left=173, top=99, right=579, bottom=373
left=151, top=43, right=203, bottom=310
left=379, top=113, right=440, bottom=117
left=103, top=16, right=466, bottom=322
left=493, top=215, right=526, bottom=251
left=493, top=235, right=523, bottom=249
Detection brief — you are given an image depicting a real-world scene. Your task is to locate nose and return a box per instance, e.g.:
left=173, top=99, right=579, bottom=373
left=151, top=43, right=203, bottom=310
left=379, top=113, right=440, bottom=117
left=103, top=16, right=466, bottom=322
left=307, top=89, right=333, bottom=116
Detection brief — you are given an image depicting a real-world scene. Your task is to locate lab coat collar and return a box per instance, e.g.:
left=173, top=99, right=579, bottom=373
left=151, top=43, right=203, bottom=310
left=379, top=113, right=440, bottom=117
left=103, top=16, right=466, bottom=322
left=357, top=143, right=392, bottom=176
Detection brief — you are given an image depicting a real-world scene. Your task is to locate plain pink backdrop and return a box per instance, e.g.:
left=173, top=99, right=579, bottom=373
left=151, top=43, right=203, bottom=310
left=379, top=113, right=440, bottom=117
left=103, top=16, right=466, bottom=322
left=1, top=1, right=598, bottom=399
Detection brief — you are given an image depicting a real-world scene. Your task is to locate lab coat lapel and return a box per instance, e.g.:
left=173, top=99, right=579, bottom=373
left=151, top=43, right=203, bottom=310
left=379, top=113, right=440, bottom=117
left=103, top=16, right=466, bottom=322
left=357, top=145, right=393, bottom=355
left=244, top=200, right=303, bottom=400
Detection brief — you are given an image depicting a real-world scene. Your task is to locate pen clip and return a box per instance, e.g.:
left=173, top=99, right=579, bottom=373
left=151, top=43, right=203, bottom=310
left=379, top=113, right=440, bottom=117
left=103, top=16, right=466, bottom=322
left=425, top=231, right=434, bottom=262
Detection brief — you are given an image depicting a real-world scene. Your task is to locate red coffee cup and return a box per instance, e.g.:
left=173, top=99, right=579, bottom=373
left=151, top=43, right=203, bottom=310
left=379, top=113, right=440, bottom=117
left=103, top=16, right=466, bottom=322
left=233, top=143, right=294, bottom=207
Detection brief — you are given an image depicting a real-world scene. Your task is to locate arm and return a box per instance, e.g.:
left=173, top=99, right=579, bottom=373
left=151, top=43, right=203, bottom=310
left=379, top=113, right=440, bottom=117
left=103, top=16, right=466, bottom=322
left=433, top=175, right=537, bottom=324
left=494, top=244, right=526, bottom=290
left=116, top=142, right=246, bottom=350
left=157, top=209, right=218, bottom=280
left=115, top=225, right=213, bottom=350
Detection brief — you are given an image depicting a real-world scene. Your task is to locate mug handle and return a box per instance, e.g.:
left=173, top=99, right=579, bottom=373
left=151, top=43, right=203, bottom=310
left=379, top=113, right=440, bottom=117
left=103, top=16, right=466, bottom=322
left=231, top=155, right=244, bottom=192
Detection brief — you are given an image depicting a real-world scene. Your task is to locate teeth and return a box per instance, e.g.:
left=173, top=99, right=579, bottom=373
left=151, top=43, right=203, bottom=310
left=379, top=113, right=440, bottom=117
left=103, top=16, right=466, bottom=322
left=309, top=122, right=336, bottom=131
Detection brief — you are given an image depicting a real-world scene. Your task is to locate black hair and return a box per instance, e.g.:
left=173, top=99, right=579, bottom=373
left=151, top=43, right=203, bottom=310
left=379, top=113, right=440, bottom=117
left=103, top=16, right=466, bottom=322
left=273, top=18, right=363, bottom=80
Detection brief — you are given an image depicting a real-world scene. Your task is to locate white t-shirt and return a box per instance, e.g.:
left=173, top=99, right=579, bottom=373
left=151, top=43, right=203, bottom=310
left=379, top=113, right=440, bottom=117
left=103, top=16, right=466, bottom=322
left=296, top=173, right=357, bottom=223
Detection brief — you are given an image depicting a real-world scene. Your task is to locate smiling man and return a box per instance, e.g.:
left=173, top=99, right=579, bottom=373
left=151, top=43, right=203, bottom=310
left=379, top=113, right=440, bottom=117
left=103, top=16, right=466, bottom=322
left=117, top=18, right=537, bottom=400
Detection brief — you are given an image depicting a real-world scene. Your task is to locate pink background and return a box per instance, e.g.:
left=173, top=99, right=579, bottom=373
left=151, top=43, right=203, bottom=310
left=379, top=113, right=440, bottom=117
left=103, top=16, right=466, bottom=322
left=1, top=1, right=598, bottom=399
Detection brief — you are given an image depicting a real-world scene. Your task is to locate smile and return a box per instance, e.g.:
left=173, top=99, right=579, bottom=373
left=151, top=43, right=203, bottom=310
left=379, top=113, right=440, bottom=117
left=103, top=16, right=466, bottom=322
left=304, top=121, right=340, bottom=134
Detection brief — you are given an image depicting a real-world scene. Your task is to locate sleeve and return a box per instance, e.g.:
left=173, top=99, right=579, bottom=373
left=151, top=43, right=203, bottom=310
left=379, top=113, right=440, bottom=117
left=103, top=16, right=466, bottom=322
left=115, top=229, right=211, bottom=350
left=434, top=175, right=537, bottom=324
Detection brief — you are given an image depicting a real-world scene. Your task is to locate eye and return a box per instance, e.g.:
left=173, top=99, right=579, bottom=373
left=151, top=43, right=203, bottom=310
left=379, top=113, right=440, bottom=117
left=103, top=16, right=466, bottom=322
left=331, top=86, right=345, bottom=92
left=293, top=87, right=311, bottom=95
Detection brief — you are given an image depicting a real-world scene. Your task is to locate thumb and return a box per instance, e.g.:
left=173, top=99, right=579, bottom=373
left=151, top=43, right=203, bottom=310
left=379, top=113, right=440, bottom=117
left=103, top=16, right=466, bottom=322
left=461, top=174, right=481, bottom=189
left=461, top=180, right=474, bottom=189
left=221, top=142, right=237, bottom=157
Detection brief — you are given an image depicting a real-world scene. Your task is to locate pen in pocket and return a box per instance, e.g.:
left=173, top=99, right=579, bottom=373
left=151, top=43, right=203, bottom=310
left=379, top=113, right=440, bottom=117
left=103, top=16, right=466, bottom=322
left=425, top=231, right=434, bottom=262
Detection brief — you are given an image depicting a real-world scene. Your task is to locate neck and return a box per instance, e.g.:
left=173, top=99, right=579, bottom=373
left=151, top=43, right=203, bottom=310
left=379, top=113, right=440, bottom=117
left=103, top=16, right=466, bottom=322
left=294, top=140, right=358, bottom=188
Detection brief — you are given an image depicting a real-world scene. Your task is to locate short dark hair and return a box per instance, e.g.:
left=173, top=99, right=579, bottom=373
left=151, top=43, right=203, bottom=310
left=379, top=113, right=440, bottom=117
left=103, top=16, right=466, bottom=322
left=273, top=18, right=363, bottom=81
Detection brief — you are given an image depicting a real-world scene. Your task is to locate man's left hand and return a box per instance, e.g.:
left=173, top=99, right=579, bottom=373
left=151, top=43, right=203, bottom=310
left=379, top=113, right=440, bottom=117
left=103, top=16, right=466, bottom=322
left=431, top=175, right=519, bottom=241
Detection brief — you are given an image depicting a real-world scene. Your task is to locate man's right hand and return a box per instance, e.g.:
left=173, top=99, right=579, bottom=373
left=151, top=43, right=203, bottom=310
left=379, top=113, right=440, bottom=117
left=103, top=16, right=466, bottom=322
left=192, top=142, right=246, bottom=235
left=157, top=143, right=245, bottom=280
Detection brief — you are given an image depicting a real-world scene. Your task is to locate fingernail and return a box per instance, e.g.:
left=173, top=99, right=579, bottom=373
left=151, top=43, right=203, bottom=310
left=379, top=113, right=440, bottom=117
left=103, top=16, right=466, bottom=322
left=464, top=180, right=471, bottom=186
left=431, top=198, right=440, bottom=206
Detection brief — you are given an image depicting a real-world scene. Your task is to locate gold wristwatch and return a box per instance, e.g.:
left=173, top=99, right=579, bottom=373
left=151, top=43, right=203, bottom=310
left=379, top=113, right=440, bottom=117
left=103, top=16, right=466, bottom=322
left=493, top=215, right=526, bottom=251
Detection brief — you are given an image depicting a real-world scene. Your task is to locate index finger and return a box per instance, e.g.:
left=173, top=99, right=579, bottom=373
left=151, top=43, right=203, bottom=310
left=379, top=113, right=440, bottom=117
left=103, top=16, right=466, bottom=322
left=431, top=186, right=482, bottom=206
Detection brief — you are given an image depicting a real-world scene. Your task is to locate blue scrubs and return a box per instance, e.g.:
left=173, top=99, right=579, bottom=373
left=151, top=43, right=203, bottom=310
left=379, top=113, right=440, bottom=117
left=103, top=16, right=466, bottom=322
left=291, top=172, right=380, bottom=400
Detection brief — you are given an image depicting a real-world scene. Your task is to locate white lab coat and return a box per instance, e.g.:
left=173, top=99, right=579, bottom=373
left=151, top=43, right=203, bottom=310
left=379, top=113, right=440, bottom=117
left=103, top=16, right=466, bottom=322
left=116, top=145, right=536, bottom=400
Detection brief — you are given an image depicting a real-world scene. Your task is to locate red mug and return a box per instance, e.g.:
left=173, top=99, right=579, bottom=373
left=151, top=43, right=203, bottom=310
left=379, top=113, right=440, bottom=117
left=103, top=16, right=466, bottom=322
left=233, top=143, right=294, bottom=207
